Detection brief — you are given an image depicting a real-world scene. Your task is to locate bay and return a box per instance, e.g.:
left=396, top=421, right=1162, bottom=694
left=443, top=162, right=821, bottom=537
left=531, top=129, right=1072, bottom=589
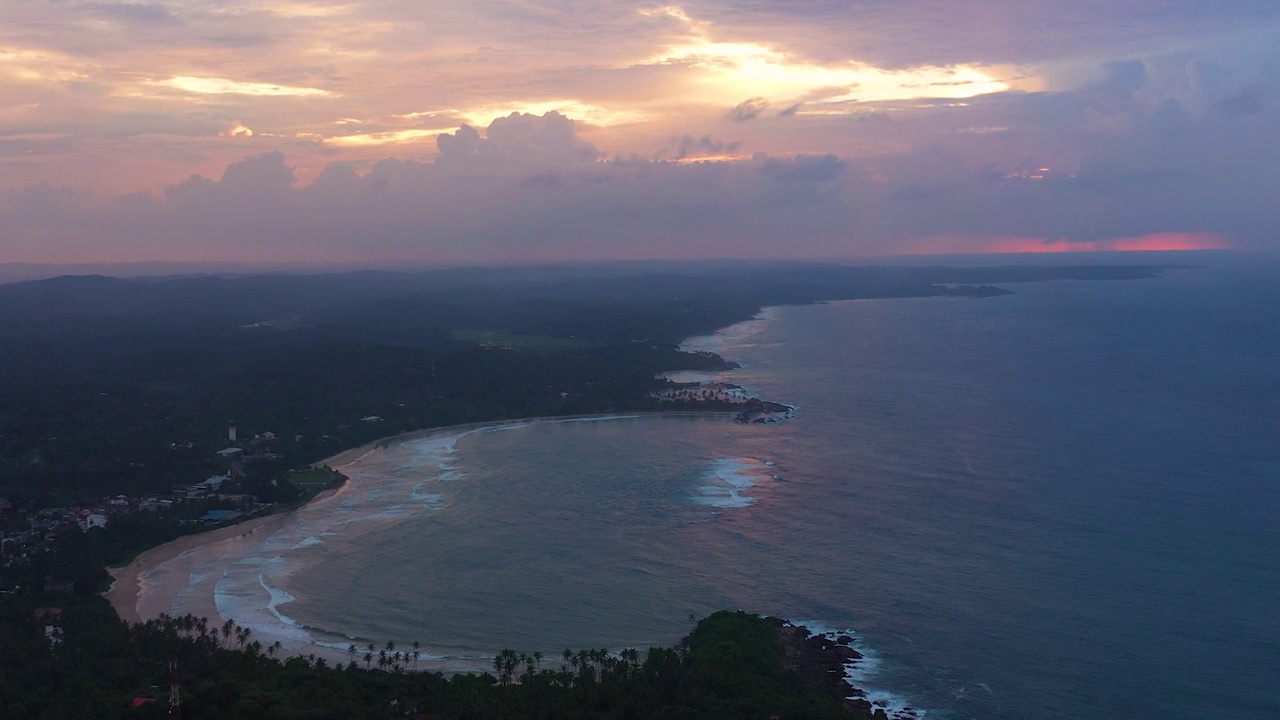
left=206, top=257, right=1280, bottom=719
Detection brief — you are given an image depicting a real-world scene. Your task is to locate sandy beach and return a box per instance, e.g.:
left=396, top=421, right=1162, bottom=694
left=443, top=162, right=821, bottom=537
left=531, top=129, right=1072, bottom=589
left=105, top=482, right=349, bottom=626
left=107, top=513, right=293, bottom=625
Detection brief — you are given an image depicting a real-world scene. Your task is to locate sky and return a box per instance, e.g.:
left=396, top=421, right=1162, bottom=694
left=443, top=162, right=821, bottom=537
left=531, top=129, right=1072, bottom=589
left=1, top=0, right=1278, bottom=265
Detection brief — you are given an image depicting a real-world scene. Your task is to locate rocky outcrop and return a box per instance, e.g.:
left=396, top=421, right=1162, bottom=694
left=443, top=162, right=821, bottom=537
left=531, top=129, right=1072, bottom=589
left=733, top=398, right=796, bottom=424
left=769, top=617, right=921, bottom=720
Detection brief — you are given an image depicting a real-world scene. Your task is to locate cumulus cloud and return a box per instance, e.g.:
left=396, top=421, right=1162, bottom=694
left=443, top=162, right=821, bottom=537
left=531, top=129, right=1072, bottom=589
left=435, top=112, right=598, bottom=171
left=1, top=88, right=1271, bottom=266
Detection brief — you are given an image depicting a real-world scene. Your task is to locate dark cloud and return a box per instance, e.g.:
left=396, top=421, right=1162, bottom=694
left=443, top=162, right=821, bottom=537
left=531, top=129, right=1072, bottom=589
left=0, top=183, right=91, bottom=214
left=217, top=152, right=296, bottom=194
left=521, top=172, right=562, bottom=188
left=757, top=153, right=845, bottom=183
left=1148, top=98, right=1192, bottom=135
left=436, top=124, right=482, bottom=160
left=727, top=97, right=770, bottom=122
left=1216, top=85, right=1269, bottom=115
left=670, top=135, right=741, bottom=160
left=1080, top=59, right=1150, bottom=115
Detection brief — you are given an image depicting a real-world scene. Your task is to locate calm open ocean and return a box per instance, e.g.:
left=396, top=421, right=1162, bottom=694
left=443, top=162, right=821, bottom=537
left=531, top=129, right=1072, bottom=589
left=207, top=256, right=1280, bottom=719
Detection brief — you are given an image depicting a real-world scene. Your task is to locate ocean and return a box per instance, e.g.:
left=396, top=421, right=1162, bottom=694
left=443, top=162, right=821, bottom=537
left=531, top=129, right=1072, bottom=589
left=187, top=255, right=1280, bottom=719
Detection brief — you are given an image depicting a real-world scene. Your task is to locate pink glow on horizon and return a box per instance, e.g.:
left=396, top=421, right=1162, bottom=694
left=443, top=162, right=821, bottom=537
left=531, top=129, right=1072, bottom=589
left=898, top=232, right=1230, bottom=255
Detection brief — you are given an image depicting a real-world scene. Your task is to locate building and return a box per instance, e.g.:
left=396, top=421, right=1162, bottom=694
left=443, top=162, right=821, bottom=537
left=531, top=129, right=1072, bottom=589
left=78, top=513, right=108, bottom=531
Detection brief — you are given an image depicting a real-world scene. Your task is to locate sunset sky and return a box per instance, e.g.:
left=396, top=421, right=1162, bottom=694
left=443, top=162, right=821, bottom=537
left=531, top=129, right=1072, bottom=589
left=2, top=1, right=1278, bottom=264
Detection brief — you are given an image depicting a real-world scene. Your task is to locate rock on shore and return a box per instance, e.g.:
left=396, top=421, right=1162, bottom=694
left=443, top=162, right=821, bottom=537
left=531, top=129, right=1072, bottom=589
left=768, top=616, right=922, bottom=720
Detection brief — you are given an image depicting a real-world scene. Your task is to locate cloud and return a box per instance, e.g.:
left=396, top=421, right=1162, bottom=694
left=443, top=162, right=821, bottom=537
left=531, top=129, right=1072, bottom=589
left=757, top=153, right=845, bottom=183
left=155, top=76, right=334, bottom=97
left=2, top=3, right=1280, bottom=261
left=1216, top=85, right=1269, bottom=115
left=435, top=112, right=599, bottom=171
left=1, top=87, right=1277, bottom=265
left=1147, top=98, right=1191, bottom=135
left=727, top=97, right=769, bottom=122
left=84, top=2, right=178, bottom=25
left=669, top=134, right=741, bottom=160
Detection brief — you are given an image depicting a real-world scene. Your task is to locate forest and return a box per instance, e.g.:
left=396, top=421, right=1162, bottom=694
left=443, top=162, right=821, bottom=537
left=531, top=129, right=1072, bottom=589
left=0, top=603, right=873, bottom=720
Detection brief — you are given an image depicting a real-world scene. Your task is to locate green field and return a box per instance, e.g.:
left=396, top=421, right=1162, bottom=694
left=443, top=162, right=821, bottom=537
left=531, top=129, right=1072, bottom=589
left=286, top=468, right=342, bottom=489
left=452, top=329, right=588, bottom=350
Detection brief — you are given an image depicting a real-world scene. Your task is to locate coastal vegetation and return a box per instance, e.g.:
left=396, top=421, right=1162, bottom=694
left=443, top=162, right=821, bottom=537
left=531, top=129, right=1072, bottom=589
left=0, top=602, right=873, bottom=720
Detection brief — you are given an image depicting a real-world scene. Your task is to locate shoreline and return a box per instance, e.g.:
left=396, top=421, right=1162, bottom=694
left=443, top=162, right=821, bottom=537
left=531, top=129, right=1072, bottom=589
left=106, top=409, right=739, bottom=632
left=312, top=409, right=741, bottom=469
left=105, top=482, right=348, bottom=625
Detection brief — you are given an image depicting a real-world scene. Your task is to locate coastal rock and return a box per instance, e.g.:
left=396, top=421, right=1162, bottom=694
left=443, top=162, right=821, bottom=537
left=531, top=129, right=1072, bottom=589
left=767, top=616, right=877, bottom=719
left=832, top=645, right=863, bottom=661
left=733, top=398, right=796, bottom=424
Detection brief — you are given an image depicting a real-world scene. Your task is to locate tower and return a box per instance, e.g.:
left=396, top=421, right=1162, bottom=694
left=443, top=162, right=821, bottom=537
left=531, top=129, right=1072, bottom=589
left=168, top=658, right=182, bottom=720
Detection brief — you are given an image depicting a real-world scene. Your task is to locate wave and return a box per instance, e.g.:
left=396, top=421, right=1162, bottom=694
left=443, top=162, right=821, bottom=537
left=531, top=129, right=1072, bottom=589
left=791, top=620, right=928, bottom=720
left=691, top=457, right=773, bottom=508
left=678, top=306, right=780, bottom=357
left=177, top=418, right=613, bottom=661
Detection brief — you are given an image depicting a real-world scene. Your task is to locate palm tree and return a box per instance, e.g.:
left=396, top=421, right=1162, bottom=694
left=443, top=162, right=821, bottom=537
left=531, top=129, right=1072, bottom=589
left=411, top=641, right=421, bottom=672
left=621, top=648, right=639, bottom=676
left=494, top=649, right=518, bottom=686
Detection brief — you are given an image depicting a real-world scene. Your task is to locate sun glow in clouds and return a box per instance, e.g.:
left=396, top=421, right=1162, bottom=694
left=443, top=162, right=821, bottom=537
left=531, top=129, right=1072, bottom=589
left=457, top=101, right=648, bottom=128
left=640, top=8, right=1012, bottom=107
left=325, top=128, right=453, bottom=147
left=157, top=76, right=334, bottom=98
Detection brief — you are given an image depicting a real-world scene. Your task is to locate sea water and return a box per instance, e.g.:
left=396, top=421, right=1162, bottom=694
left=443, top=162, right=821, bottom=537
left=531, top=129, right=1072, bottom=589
left=194, top=256, right=1280, bottom=719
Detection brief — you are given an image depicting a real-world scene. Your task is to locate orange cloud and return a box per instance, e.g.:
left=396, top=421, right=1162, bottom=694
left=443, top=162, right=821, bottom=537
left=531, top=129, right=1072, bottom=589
left=900, top=232, right=1230, bottom=255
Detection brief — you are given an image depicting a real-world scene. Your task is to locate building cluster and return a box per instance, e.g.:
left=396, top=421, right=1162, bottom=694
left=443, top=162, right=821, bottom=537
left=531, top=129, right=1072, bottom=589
left=0, top=473, right=260, bottom=595
left=0, top=421, right=341, bottom=598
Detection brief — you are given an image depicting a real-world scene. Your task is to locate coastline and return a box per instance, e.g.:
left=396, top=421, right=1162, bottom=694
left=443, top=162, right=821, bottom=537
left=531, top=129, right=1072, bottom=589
left=311, top=409, right=741, bottom=469
left=105, top=482, right=348, bottom=625
left=106, top=409, right=738, bottom=634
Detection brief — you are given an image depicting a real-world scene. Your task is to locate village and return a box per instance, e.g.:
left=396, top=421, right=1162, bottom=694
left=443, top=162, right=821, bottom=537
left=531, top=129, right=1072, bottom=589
left=0, top=422, right=341, bottom=598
